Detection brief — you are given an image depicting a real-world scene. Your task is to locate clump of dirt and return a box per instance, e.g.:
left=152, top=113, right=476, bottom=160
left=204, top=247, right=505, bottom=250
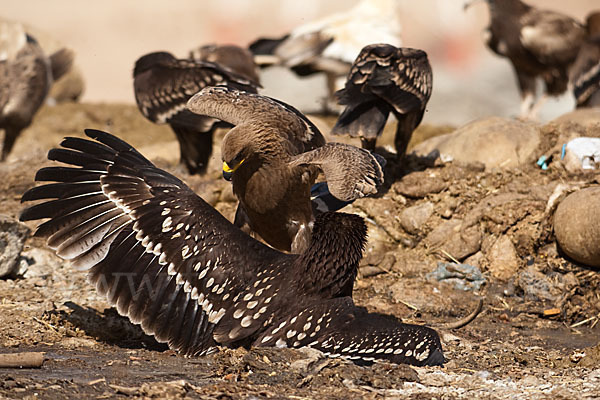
left=1, top=101, right=599, bottom=399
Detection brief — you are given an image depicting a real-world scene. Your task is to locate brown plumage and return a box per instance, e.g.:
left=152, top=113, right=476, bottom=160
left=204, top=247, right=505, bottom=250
left=465, top=0, right=585, bottom=119
left=19, top=129, right=443, bottom=366
left=248, top=0, right=403, bottom=113
left=0, top=22, right=73, bottom=160
left=570, top=12, right=600, bottom=108
left=132, top=51, right=260, bottom=174
left=189, top=44, right=261, bottom=85
left=331, top=44, right=432, bottom=158
left=187, top=87, right=384, bottom=253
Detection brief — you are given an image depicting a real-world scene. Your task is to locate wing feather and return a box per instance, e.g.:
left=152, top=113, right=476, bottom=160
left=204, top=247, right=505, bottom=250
left=20, top=129, right=291, bottom=355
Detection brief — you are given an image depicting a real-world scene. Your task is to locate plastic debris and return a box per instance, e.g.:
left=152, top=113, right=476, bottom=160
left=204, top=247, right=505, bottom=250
left=427, top=262, right=486, bottom=291
left=561, top=137, right=600, bottom=172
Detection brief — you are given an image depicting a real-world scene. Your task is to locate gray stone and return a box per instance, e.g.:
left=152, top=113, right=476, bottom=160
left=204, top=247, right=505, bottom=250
left=486, top=235, right=520, bottom=281
left=516, top=266, right=579, bottom=302
left=0, top=215, right=30, bottom=278
left=399, top=201, right=434, bottom=234
left=554, top=187, right=600, bottom=267
left=413, top=116, right=540, bottom=169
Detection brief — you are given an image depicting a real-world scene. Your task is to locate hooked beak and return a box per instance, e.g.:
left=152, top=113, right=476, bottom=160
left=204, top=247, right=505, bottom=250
left=222, top=159, right=244, bottom=181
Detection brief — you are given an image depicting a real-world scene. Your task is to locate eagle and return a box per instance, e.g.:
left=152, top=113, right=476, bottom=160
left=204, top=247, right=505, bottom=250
left=248, top=0, right=402, bottom=113
left=132, top=51, right=260, bottom=174
left=331, top=44, right=432, bottom=159
left=465, top=0, right=585, bottom=119
left=0, top=21, right=73, bottom=160
left=20, top=129, right=444, bottom=366
left=187, top=87, right=384, bottom=253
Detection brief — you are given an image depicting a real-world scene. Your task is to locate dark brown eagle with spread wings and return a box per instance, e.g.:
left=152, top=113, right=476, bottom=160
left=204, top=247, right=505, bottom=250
left=330, top=44, right=432, bottom=159
left=20, top=129, right=443, bottom=366
left=132, top=51, right=260, bottom=174
left=465, top=0, right=585, bottom=119
left=187, top=87, right=384, bottom=253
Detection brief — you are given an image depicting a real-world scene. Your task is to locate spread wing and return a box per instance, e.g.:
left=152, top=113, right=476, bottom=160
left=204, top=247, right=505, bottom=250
left=186, top=86, right=326, bottom=152
left=287, top=142, right=385, bottom=201
left=519, top=9, right=585, bottom=66
left=254, top=297, right=444, bottom=366
left=20, top=129, right=291, bottom=356
left=133, top=54, right=259, bottom=126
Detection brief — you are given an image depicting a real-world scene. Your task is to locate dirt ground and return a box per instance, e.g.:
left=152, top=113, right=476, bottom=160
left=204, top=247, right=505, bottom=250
left=0, top=102, right=599, bottom=399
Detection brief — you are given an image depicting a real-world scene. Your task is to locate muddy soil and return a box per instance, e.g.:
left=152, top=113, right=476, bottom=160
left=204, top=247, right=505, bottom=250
left=0, top=102, right=599, bottom=399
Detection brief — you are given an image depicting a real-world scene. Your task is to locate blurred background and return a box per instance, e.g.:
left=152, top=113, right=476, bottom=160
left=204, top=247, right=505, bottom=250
left=2, top=0, right=597, bottom=124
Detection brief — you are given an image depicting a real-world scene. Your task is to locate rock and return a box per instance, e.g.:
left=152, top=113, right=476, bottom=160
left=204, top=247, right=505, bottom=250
left=0, top=215, right=30, bottom=278
left=464, top=251, right=485, bottom=268
left=554, top=187, right=600, bottom=267
left=289, top=347, right=326, bottom=373
left=21, top=248, right=62, bottom=282
left=399, top=202, right=434, bottom=234
left=552, top=108, right=600, bottom=128
left=516, top=266, right=579, bottom=302
left=412, top=116, right=540, bottom=169
left=394, top=171, right=448, bottom=198
left=424, top=218, right=482, bottom=261
left=354, top=198, right=405, bottom=242
left=486, top=236, right=520, bottom=281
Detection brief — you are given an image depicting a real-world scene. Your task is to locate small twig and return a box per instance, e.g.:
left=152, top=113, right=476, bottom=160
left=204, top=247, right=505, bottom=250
left=33, top=316, right=59, bottom=332
left=88, top=378, right=106, bottom=385
left=439, top=249, right=461, bottom=265
left=397, top=299, right=419, bottom=311
left=109, top=384, right=140, bottom=396
left=435, top=298, right=484, bottom=329
left=591, top=316, right=599, bottom=329
left=570, top=316, right=597, bottom=328
left=0, top=352, right=45, bottom=368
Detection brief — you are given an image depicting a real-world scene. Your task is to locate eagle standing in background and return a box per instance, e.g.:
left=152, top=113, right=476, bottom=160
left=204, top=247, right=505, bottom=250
left=248, top=0, right=402, bottom=113
left=570, top=11, right=600, bottom=108
left=189, top=44, right=261, bottom=85
left=465, top=0, right=585, bottom=119
left=0, top=21, right=73, bottom=161
left=331, top=44, right=432, bottom=159
left=133, top=51, right=260, bottom=175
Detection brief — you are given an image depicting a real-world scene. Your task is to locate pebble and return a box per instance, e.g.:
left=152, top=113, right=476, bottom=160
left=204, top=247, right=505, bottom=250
left=0, top=215, right=30, bottom=278
left=486, top=235, right=519, bottom=281
left=399, top=201, right=434, bottom=234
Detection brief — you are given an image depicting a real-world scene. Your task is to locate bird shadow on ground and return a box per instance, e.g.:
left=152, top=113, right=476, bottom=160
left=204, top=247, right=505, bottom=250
left=371, top=148, right=441, bottom=198
left=51, top=301, right=169, bottom=352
